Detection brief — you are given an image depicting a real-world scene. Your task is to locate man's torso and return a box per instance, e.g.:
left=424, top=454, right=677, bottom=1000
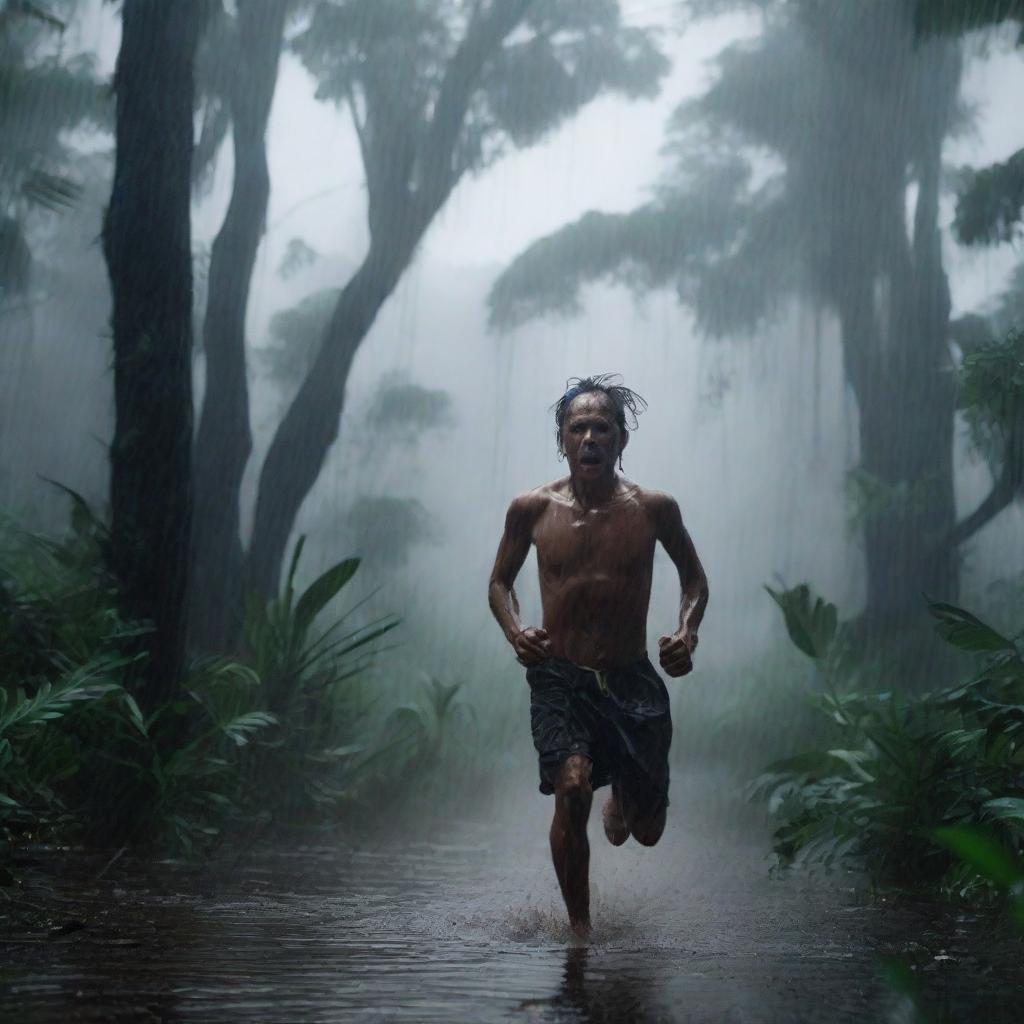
left=529, top=477, right=660, bottom=669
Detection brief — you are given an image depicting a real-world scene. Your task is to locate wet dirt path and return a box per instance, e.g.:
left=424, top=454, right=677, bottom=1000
left=2, top=780, right=1022, bottom=1022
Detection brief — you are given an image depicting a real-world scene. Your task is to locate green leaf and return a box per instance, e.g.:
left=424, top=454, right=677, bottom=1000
left=283, top=535, right=307, bottom=613
left=983, top=797, right=1024, bottom=824
left=765, top=583, right=839, bottom=660
left=317, top=743, right=364, bottom=759
left=120, top=693, right=148, bottom=736
left=929, top=601, right=1015, bottom=653
left=933, top=825, right=1023, bottom=889
left=40, top=478, right=103, bottom=539
left=294, top=557, right=360, bottom=635
left=827, top=749, right=876, bottom=783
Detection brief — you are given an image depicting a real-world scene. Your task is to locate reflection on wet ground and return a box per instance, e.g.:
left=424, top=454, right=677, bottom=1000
left=2, top=785, right=1022, bottom=1022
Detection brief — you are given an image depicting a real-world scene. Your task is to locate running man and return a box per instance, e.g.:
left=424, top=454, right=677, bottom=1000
left=488, top=375, right=709, bottom=938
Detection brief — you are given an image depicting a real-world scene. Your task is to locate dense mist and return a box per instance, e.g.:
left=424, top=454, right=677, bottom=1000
left=3, top=2, right=1024, bottom=1020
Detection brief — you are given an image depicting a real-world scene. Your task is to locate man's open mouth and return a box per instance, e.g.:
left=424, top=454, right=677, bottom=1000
left=580, top=454, right=602, bottom=466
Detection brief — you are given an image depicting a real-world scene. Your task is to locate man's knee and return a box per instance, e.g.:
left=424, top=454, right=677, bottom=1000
left=555, top=754, right=593, bottom=804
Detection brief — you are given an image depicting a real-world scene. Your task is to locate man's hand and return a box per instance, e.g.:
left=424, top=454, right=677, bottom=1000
left=513, top=626, right=552, bottom=666
left=658, top=631, right=696, bottom=677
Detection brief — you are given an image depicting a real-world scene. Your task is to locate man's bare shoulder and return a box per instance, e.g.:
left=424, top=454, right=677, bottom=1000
left=630, top=484, right=679, bottom=510
left=505, top=479, right=568, bottom=522
left=631, top=485, right=683, bottom=524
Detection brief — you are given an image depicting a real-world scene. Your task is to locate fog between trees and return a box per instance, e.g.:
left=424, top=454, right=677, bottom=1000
left=2, top=0, right=1023, bottom=733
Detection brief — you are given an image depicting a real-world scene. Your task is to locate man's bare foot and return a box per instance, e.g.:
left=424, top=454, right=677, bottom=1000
left=602, top=793, right=629, bottom=846
left=569, top=917, right=591, bottom=943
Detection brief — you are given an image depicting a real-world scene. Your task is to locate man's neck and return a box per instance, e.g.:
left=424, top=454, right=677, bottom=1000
left=569, top=471, right=619, bottom=510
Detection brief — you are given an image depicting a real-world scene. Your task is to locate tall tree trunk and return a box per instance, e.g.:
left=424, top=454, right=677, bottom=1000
left=103, top=0, right=201, bottom=712
left=245, top=240, right=415, bottom=599
left=838, top=101, right=958, bottom=638
left=242, top=0, right=535, bottom=601
left=190, top=1, right=287, bottom=652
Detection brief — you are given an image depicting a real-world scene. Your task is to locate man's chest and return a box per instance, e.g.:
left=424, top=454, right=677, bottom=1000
left=533, top=503, right=656, bottom=577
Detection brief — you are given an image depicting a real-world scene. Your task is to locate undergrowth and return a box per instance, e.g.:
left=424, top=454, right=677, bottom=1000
left=753, top=583, right=1024, bottom=913
left=0, top=500, right=477, bottom=860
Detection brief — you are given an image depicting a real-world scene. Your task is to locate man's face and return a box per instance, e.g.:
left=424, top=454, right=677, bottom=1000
left=561, top=392, right=625, bottom=480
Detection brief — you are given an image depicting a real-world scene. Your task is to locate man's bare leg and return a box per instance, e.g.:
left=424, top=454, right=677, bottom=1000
left=602, top=783, right=629, bottom=846
left=621, top=782, right=667, bottom=848
left=550, top=754, right=593, bottom=938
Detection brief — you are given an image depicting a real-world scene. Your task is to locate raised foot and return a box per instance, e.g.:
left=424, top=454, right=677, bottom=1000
left=602, top=793, right=629, bottom=846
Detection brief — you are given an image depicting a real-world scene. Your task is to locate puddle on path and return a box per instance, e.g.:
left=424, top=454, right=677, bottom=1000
left=2, top=788, right=1022, bottom=1022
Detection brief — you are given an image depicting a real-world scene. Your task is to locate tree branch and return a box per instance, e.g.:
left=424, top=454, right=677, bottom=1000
left=344, top=83, right=369, bottom=174
left=946, top=467, right=1019, bottom=548
left=414, top=0, right=535, bottom=223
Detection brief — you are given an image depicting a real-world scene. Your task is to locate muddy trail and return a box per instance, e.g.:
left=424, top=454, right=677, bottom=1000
left=2, top=776, right=1022, bottom=1023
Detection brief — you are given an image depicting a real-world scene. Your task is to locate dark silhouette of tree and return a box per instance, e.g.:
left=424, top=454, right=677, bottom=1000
left=913, top=1, right=1024, bottom=547
left=103, top=0, right=203, bottom=710
left=190, top=1, right=290, bottom=653
left=490, top=0, right=964, bottom=636
left=236, top=0, right=669, bottom=601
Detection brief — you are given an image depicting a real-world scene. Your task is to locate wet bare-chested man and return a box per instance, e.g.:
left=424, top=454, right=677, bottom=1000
left=488, top=375, right=709, bottom=939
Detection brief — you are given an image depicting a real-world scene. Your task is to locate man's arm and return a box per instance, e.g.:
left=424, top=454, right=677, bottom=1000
left=488, top=493, right=551, bottom=665
left=653, top=493, right=709, bottom=678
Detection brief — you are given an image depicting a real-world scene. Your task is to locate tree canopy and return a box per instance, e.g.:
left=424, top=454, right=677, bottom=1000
left=243, top=0, right=672, bottom=600
left=489, top=1, right=960, bottom=336
left=915, top=0, right=1024, bottom=246
left=0, top=1, right=106, bottom=303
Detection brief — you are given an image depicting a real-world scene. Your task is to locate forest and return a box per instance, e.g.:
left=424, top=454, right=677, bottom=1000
left=1, top=1, right=1023, bottom=1020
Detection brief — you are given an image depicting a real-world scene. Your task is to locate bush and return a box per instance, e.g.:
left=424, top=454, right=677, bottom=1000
left=0, top=509, right=400, bottom=855
left=238, top=535, right=398, bottom=823
left=753, top=585, right=1024, bottom=904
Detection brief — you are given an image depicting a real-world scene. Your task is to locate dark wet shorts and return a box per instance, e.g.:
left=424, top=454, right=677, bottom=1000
left=525, top=654, right=672, bottom=812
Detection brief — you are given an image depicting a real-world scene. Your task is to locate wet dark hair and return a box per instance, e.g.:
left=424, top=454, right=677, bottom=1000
left=553, top=374, right=647, bottom=455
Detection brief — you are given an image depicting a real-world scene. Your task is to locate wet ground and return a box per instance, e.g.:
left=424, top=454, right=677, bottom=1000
left=2, top=776, right=1022, bottom=1023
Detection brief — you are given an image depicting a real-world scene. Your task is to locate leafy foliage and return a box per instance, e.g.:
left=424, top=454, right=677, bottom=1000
left=957, top=326, right=1024, bottom=481
left=990, top=258, right=1024, bottom=337
left=953, top=149, right=1024, bottom=246
left=754, top=586, right=1024, bottom=906
left=346, top=496, right=439, bottom=568
left=0, top=508, right=271, bottom=851
left=240, top=536, right=399, bottom=820
left=365, top=371, right=455, bottom=439
left=278, top=237, right=319, bottom=280
left=934, top=825, right=1024, bottom=925
left=0, top=656, right=134, bottom=839
left=844, top=468, right=945, bottom=533
left=914, top=1, right=1024, bottom=247
left=914, top=0, right=1024, bottom=44
left=489, top=1, right=960, bottom=336
left=0, top=507, right=403, bottom=854
left=0, top=1, right=107, bottom=301
left=235, top=1, right=673, bottom=602
left=292, top=0, right=667, bottom=192
left=259, top=287, right=339, bottom=395
left=764, top=583, right=839, bottom=660
left=377, top=676, right=477, bottom=804
left=487, top=162, right=785, bottom=333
